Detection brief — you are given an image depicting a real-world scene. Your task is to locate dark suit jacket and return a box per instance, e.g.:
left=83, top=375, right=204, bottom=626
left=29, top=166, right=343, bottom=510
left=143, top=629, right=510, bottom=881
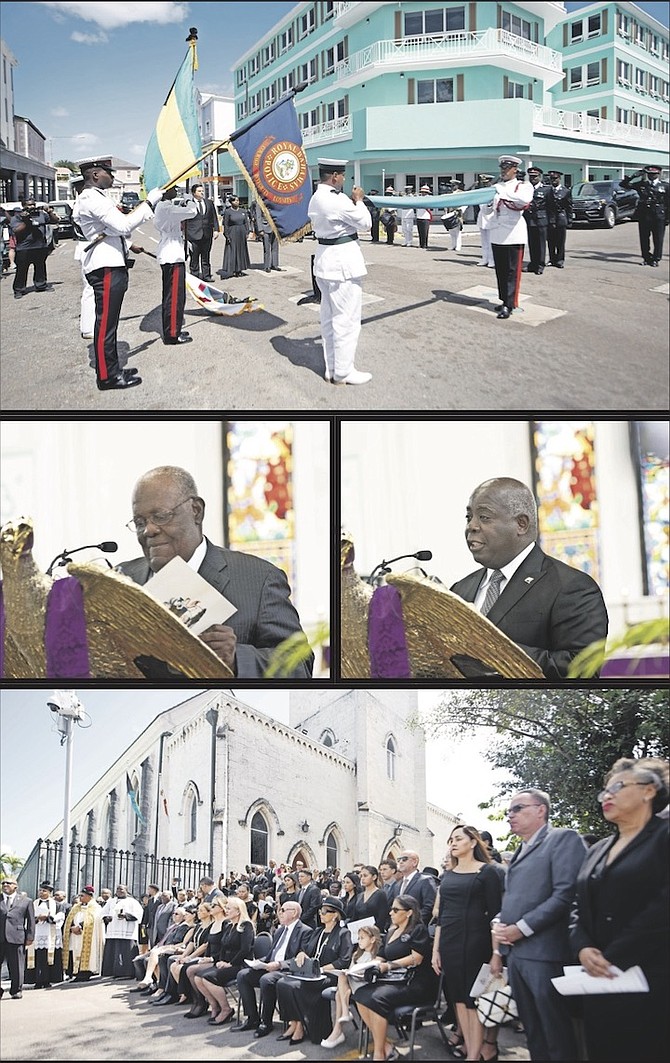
left=297, top=882, right=323, bottom=928
left=272, top=919, right=311, bottom=962
left=450, top=544, right=608, bottom=679
left=118, top=539, right=313, bottom=679
left=398, top=872, right=437, bottom=925
left=0, top=893, right=35, bottom=945
left=499, top=824, right=586, bottom=963
left=570, top=816, right=669, bottom=983
left=184, top=198, right=219, bottom=241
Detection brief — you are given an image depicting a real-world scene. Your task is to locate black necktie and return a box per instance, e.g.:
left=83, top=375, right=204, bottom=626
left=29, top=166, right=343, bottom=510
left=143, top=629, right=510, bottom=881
left=481, top=570, right=504, bottom=616
left=271, top=925, right=288, bottom=958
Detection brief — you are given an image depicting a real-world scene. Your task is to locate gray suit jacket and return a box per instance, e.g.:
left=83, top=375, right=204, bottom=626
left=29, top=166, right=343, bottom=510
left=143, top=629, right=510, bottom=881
left=0, top=893, right=35, bottom=945
left=117, top=540, right=313, bottom=679
left=499, top=824, right=586, bottom=963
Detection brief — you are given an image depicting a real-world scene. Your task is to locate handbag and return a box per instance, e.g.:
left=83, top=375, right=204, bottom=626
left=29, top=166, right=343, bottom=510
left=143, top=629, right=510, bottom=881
left=364, top=964, right=414, bottom=986
left=285, top=956, right=321, bottom=978
left=475, top=973, right=518, bottom=1028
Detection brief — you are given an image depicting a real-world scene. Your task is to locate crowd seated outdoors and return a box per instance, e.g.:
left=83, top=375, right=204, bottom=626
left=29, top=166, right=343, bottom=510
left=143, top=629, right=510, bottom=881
left=35, top=763, right=668, bottom=1063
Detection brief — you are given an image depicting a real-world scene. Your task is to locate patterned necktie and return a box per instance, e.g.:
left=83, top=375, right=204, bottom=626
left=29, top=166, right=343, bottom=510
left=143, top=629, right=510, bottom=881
left=271, top=925, right=288, bottom=959
left=481, top=570, right=504, bottom=616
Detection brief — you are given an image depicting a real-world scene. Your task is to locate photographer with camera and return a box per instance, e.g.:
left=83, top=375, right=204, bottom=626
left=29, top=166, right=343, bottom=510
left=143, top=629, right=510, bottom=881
left=9, top=197, right=60, bottom=298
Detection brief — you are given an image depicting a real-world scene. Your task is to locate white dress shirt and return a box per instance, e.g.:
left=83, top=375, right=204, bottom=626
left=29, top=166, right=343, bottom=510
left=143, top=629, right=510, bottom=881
left=474, top=541, right=536, bottom=612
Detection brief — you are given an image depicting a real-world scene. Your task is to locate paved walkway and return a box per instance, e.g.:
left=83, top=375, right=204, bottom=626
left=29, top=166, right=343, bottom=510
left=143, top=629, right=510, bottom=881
left=1, top=221, right=667, bottom=410
left=0, top=976, right=530, bottom=1061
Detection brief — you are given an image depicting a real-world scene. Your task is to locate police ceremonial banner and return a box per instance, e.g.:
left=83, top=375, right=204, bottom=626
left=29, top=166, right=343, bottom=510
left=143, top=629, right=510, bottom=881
left=224, top=93, right=312, bottom=242
left=143, top=36, right=203, bottom=192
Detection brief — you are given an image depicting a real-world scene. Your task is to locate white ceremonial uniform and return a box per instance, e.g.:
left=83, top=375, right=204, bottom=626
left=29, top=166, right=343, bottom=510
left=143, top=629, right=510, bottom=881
left=73, top=238, right=95, bottom=335
left=477, top=202, right=495, bottom=266
left=72, top=188, right=153, bottom=271
left=488, top=178, right=533, bottom=245
left=308, top=184, right=371, bottom=380
left=400, top=207, right=415, bottom=246
left=153, top=198, right=198, bottom=264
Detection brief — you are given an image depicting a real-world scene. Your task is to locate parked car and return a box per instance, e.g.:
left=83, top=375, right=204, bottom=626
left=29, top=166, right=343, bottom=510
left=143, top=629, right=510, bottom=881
left=120, top=191, right=141, bottom=213
left=47, top=201, right=75, bottom=239
left=571, top=180, right=639, bottom=228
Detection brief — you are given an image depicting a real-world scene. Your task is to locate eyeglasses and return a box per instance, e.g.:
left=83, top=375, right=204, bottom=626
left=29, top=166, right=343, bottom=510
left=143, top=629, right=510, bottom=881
left=126, top=496, right=194, bottom=534
left=597, top=781, right=648, bottom=802
left=507, top=803, right=541, bottom=815
left=397, top=856, right=410, bottom=862
left=390, top=906, right=404, bottom=913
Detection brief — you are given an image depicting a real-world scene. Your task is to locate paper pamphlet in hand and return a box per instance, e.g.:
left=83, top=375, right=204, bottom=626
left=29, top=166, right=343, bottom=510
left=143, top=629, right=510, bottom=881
left=347, top=959, right=380, bottom=978
left=470, top=962, right=494, bottom=998
left=245, top=958, right=271, bottom=970
left=552, top=965, right=649, bottom=995
left=142, top=555, right=236, bottom=636
left=346, top=916, right=375, bottom=944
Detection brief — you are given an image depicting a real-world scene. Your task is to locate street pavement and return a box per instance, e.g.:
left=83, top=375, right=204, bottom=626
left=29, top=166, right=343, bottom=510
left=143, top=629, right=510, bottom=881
left=0, top=975, right=530, bottom=1061
left=0, top=220, right=667, bottom=411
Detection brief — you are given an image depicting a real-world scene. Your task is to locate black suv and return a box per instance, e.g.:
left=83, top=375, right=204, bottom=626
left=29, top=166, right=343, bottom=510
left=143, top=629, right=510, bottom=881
left=571, top=180, right=639, bottom=228
left=120, top=191, right=141, bottom=213
left=47, top=201, right=75, bottom=238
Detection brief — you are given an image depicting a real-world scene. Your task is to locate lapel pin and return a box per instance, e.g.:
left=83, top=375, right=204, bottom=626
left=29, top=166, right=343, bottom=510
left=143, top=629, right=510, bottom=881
left=524, top=577, right=534, bottom=584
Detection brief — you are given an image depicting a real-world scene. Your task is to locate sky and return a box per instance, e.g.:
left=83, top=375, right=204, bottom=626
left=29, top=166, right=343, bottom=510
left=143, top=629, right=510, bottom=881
left=2, top=2, right=668, bottom=167
left=0, top=687, right=508, bottom=860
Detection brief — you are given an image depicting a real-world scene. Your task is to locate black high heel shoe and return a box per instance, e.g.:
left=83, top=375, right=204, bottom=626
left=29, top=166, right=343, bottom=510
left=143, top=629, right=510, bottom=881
left=184, top=1004, right=208, bottom=1018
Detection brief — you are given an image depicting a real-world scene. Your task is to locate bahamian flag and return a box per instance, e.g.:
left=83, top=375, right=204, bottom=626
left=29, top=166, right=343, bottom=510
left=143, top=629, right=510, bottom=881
left=225, top=91, right=312, bottom=242
left=143, top=35, right=202, bottom=192
left=126, top=773, right=145, bottom=825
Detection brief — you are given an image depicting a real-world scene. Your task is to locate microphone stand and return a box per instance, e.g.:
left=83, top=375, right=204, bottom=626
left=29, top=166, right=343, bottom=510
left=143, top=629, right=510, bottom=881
left=46, top=542, right=118, bottom=577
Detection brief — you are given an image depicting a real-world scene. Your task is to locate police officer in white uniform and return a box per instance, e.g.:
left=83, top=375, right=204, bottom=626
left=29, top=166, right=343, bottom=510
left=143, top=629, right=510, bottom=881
left=307, top=158, right=372, bottom=385
left=489, top=155, right=533, bottom=319
left=153, top=186, right=198, bottom=345
left=72, top=160, right=163, bottom=390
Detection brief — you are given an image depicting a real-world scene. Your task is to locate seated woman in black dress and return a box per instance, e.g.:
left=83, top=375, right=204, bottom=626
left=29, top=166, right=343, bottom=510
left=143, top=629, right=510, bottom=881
left=181, top=897, right=228, bottom=1017
left=570, top=757, right=669, bottom=1063
left=431, top=824, right=503, bottom=1062
left=354, top=894, right=437, bottom=1062
left=341, top=872, right=361, bottom=922
left=193, top=896, right=255, bottom=1025
left=354, top=865, right=390, bottom=931
left=163, top=901, right=214, bottom=1006
left=275, top=896, right=353, bottom=1045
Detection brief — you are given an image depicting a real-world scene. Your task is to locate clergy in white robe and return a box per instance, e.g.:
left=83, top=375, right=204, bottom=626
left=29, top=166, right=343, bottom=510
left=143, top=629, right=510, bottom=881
left=62, top=887, right=105, bottom=980
left=101, top=885, right=143, bottom=978
left=25, top=883, right=65, bottom=987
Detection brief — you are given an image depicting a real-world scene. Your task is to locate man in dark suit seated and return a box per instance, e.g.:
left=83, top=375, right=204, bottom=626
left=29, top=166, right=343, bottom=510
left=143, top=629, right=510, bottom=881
left=395, top=851, right=437, bottom=924
left=450, top=477, right=608, bottom=679
left=232, top=899, right=311, bottom=1037
left=490, top=789, right=586, bottom=1061
left=117, top=466, right=313, bottom=679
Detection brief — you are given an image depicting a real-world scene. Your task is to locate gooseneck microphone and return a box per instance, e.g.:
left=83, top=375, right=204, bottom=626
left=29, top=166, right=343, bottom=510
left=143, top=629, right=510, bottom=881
left=46, top=541, right=118, bottom=577
left=367, top=550, right=433, bottom=585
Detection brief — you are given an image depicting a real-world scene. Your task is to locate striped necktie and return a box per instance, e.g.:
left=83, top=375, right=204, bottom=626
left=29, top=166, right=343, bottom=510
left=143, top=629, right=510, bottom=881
left=481, top=570, right=504, bottom=616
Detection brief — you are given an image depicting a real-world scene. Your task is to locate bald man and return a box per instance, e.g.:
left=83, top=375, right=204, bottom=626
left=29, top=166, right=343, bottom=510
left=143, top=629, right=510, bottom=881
left=450, top=477, right=608, bottom=679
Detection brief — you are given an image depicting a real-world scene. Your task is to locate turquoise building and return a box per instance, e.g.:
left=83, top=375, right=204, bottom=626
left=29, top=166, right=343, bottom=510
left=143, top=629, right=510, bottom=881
left=220, top=2, right=668, bottom=194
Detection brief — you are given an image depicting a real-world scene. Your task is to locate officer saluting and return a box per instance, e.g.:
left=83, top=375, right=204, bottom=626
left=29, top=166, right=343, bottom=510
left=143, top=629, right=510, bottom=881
left=621, top=164, right=669, bottom=266
left=307, top=158, right=372, bottom=385
left=524, top=166, right=549, bottom=275
left=72, top=160, right=163, bottom=391
left=489, top=154, right=533, bottom=319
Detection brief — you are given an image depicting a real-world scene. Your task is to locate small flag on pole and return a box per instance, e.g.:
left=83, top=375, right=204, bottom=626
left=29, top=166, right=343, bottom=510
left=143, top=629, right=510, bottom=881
left=126, top=772, right=145, bottom=824
left=143, top=30, right=202, bottom=192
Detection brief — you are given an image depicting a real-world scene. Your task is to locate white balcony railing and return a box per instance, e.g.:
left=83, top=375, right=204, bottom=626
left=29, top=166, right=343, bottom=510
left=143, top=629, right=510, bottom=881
left=533, top=104, right=669, bottom=149
left=336, top=29, right=563, bottom=81
left=301, top=114, right=353, bottom=147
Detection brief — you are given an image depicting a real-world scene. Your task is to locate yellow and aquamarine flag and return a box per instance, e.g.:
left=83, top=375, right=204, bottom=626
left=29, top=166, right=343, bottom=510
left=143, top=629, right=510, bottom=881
left=143, top=36, right=202, bottom=191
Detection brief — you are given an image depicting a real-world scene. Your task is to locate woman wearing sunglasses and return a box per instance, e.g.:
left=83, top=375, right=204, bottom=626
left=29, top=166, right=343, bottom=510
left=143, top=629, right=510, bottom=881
left=570, top=757, right=668, bottom=1062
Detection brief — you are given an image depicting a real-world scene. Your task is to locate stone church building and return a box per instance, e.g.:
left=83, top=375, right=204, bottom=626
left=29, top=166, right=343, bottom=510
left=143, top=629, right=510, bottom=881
left=46, top=689, right=457, bottom=879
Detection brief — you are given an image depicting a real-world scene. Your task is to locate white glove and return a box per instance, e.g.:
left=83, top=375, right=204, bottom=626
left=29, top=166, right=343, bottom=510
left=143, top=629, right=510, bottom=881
left=146, top=187, right=164, bottom=207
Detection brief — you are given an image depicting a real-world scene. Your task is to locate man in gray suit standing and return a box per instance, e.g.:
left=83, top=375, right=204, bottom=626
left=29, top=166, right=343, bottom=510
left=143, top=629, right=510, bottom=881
left=490, top=789, right=585, bottom=1060
left=0, top=879, right=35, bottom=999
left=118, top=466, right=313, bottom=679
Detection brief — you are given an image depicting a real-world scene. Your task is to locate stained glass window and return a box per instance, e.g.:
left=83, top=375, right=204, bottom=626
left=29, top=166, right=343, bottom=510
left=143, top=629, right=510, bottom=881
left=632, top=421, right=669, bottom=596
left=224, top=421, right=295, bottom=590
left=531, top=421, right=600, bottom=579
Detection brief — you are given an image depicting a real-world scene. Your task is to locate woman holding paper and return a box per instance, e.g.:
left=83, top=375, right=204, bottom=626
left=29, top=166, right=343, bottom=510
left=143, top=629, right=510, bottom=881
left=432, top=825, right=503, bottom=1062
left=570, top=757, right=669, bottom=1062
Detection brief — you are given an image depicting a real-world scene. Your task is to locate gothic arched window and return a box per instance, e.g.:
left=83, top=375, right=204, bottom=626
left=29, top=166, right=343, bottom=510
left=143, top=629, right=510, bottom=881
left=386, top=735, right=397, bottom=781
left=326, top=830, right=338, bottom=870
left=251, top=810, right=269, bottom=866
left=320, top=728, right=336, bottom=747
left=187, top=790, right=198, bottom=843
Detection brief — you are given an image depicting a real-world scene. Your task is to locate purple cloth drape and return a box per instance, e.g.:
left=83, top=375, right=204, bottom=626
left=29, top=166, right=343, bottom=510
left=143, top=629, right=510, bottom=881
left=45, top=577, right=91, bottom=678
left=368, top=584, right=411, bottom=678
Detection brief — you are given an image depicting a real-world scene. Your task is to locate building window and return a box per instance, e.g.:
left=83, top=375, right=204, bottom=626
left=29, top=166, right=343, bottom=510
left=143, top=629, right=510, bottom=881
left=588, top=14, right=601, bottom=37
left=326, top=831, right=338, bottom=869
left=322, top=1, right=335, bottom=21
left=249, top=54, right=259, bottom=77
left=502, top=12, right=532, bottom=40
left=299, top=8, right=315, bottom=39
left=324, top=47, right=335, bottom=75
left=506, top=80, right=525, bottom=98
left=263, top=85, right=276, bottom=108
left=587, top=62, right=600, bottom=86
left=404, top=7, right=465, bottom=36
left=320, top=728, right=336, bottom=746
left=279, top=26, right=294, bottom=53
left=237, top=67, right=247, bottom=87
left=262, top=43, right=275, bottom=67
left=386, top=736, right=397, bottom=781
left=280, top=72, right=295, bottom=96
left=417, top=77, right=454, bottom=103
left=337, top=37, right=348, bottom=63
left=299, top=58, right=318, bottom=84
left=250, top=811, right=269, bottom=866
left=570, top=20, right=583, bottom=44
left=187, top=791, right=197, bottom=843
left=570, top=67, right=583, bottom=89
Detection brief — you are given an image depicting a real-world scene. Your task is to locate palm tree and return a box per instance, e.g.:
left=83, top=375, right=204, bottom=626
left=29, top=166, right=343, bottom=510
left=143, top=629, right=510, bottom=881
left=0, top=851, right=25, bottom=880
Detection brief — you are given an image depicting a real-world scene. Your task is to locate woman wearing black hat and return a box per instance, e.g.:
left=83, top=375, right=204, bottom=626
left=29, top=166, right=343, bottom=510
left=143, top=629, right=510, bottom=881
left=274, top=897, right=353, bottom=1045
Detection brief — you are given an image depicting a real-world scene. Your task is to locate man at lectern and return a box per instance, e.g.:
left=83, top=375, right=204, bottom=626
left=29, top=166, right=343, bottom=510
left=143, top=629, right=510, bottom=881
left=450, top=477, right=608, bottom=679
left=117, top=466, right=313, bottom=679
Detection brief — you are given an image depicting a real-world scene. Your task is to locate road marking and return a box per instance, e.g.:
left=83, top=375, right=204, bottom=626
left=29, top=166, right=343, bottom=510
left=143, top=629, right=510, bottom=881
left=650, top=282, right=669, bottom=294
left=458, top=284, right=567, bottom=327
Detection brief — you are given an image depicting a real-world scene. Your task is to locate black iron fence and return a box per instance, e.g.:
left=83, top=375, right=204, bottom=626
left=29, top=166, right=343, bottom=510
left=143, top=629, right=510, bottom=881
left=18, top=839, right=211, bottom=902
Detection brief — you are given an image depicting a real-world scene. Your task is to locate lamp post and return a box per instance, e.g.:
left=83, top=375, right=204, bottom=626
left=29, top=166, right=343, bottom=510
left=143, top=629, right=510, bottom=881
left=47, top=134, right=86, bottom=166
left=47, top=691, right=86, bottom=894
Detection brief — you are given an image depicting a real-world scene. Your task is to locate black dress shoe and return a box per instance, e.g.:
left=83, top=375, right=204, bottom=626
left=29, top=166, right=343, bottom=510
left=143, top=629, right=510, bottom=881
left=276, top=1032, right=293, bottom=1041
left=496, top=306, right=511, bottom=319
left=289, top=1035, right=305, bottom=1045
left=130, top=984, right=148, bottom=993
left=232, top=1019, right=259, bottom=1032
left=154, top=995, right=177, bottom=1006
left=184, top=1005, right=208, bottom=1018
left=537, top=266, right=544, bottom=274
left=254, top=1024, right=272, bottom=1038
left=97, top=372, right=142, bottom=391
left=270, top=267, right=284, bottom=271
left=10, top=992, right=22, bottom=999
left=264, top=267, right=271, bottom=272
left=163, top=334, right=193, bottom=345
left=555, top=262, right=564, bottom=268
